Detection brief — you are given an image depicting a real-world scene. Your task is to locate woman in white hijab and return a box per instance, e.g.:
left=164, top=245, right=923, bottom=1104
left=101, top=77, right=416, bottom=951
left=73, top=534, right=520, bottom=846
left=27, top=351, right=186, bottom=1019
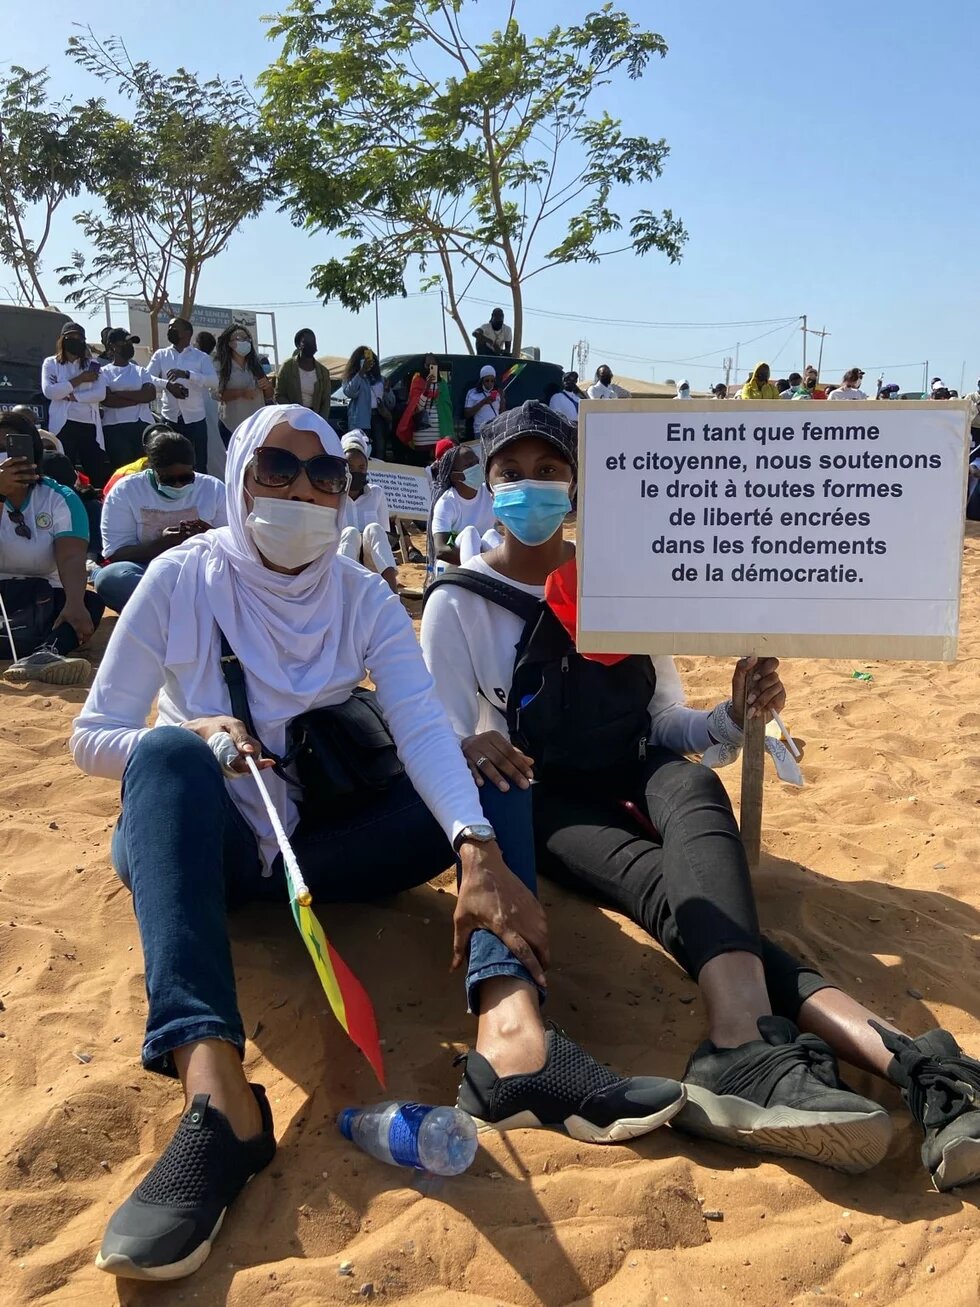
left=71, top=405, right=683, bottom=1281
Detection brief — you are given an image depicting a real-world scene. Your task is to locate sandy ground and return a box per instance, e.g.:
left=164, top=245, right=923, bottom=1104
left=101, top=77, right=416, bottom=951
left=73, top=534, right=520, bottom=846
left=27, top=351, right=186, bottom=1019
left=1, top=527, right=979, bottom=1307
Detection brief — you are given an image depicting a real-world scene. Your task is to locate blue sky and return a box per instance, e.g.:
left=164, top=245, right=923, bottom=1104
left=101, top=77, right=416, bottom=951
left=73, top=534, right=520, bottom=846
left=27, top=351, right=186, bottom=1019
left=3, top=1, right=977, bottom=390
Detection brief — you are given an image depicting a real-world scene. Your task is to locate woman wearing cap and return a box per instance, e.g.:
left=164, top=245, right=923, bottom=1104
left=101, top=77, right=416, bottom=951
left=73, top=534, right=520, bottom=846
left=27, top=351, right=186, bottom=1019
left=100, top=332, right=157, bottom=470
left=71, top=402, right=684, bottom=1282
left=41, top=323, right=111, bottom=488
left=92, top=427, right=227, bottom=614
left=215, top=324, right=273, bottom=444
left=427, top=443, right=496, bottom=572
left=828, top=368, right=868, bottom=400
left=337, top=429, right=400, bottom=593
left=465, top=364, right=502, bottom=436
left=420, top=399, right=980, bottom=1190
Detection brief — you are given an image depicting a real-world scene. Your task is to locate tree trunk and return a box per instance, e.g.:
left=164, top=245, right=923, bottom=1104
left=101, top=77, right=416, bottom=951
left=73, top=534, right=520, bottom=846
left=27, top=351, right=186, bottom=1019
left=510, top=279, right=523, bottom=357
left=439, top=252, right=474, bottom=354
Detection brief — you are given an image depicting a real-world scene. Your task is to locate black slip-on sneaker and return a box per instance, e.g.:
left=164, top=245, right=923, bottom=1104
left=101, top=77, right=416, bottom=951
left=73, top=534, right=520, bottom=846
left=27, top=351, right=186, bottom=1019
left=875, top=1022, right=980, bottom=1190
left=95, top=1085, right=276, bottom=1281
left=673, top=1015, right=892, bottom=1173
left=456, top=1026, right=686, bottom=1144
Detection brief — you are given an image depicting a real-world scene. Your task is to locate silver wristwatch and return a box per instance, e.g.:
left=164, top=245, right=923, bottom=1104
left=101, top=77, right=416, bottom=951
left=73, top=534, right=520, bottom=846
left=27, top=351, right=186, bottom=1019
left=453, top=822, right=497, bottom=852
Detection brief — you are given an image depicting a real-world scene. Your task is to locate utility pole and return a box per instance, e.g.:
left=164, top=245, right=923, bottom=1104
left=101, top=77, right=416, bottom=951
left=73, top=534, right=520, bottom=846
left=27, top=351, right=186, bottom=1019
left=374, top=295, right=381, bottom=357
left=572, top=338, right=590, bottom=375
left=801, top=314, right=807, bottom=374
left=723, top=356, right=733, bottom=391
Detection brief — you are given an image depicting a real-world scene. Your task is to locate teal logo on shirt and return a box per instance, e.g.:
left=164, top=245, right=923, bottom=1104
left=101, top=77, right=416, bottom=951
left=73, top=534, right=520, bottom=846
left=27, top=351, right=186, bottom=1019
left=35, top=512, right=53, bottom=529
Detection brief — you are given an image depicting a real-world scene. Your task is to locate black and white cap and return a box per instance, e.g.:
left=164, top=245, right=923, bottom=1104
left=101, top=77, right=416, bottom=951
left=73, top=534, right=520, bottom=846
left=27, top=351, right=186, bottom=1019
left=481, top=400, right=578, bottom=472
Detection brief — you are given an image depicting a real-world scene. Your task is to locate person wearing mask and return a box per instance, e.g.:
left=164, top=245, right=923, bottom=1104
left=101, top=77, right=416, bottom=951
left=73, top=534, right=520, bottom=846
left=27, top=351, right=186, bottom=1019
left=710, top=383, right=728, bottom=400
left=215, top=324, right=273, bottom=444
left=877, top=382, right=900, bottom=400
left=341, top=346, right=381, bottom=435
left=428, top=443, right=496, bottom=570
left=100, top=330, right=156, bottom=470
left=963, top=379, right=980, bottom=445
left=464, top=365, right=502, bottom=437
left=147, top=318, right=219, bottom=473
left=473, top=308, right=513, bottom=356
left=803, top=366, right=827, bottom=400
left=587, top=365, right=628, bottom=399
left=676, top=379, right=692, bottom=400
left=0, top=411, right=103, bottom=686
left=192, top=331, right=226, bottom=481
left=738, top=363, right=781, bottom=401
left=72, top=403, right=684, bottom=1281
left=420, top=400, right=980, bottom=1190
left=41, top=322, right=110, bottom=489
left=92, top=428, right=226, bottom=614
left=274, top=329, right=332, bottom=418
left=337, top=430, right=399, bottom=594
left=396, top=353, right=454, bottom=455
left=549, top=372, right=584, bottom=424
left=782, top=372, right=803, bottom=397
left=828, top=368, right=868, bottom=401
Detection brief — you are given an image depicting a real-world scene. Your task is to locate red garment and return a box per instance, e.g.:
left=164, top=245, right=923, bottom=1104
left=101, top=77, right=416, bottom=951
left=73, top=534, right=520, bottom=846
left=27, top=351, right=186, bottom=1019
left=544, top=557, right=630, bottom=665
left=434, top=438, right=455, bottom=461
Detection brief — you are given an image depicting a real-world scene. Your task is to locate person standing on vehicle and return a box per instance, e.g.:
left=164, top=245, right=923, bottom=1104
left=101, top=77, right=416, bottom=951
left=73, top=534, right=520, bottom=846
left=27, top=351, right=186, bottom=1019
left=473, top=308, right=513, bottom=356
left=41, top=322, right=111, bottom=489
left=147, top=317, right=218, bottom=473
left=274, top=329, right=333, bottom=419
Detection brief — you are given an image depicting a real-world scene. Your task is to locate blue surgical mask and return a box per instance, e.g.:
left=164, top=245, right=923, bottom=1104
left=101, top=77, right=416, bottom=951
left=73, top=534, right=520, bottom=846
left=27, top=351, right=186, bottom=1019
left=151, top=471, right=193, bottom=501
left=492, top=479, right=572, bottom=546
left=460, top=462, right=485, bottom=491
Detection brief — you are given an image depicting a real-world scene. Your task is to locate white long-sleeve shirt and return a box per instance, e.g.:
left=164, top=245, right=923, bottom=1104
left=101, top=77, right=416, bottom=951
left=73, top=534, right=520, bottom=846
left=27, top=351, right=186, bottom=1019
left=41, top=355, right=107, bottom=437
left=71, top=551, right=485, bottom=864
left=419, top=555, right=714, bottom=755
left=147, top=345, right=218, bottom=422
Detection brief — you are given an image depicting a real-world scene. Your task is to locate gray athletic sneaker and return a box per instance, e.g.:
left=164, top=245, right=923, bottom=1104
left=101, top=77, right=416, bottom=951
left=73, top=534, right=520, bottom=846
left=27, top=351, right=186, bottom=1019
left=875, top=1023, right=980, bottom=1191
left=672, top=1015, right=892, bottom=1173
left=3, top=648, right=89, bottom=686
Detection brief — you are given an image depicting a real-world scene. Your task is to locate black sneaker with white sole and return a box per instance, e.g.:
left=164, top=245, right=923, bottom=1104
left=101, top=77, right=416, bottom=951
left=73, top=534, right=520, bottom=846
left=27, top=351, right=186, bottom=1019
left=96, top=1085, right=276, bottom=1281
left=455, top=1025, right=686, bottom=1144
left=672, top=1015, right=892, bottom=1173
left=875, top=1022, right=980, bottom=1191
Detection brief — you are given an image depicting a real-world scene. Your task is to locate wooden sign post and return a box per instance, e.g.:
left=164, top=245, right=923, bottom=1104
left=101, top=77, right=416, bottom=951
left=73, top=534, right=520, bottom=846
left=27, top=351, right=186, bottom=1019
left=575, top=398, right=970, bottom=864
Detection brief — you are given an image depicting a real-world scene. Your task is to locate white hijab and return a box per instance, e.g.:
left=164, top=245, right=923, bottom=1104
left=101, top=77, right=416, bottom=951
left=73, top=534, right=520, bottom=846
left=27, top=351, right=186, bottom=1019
left=163, top=404, right=347, bottom=868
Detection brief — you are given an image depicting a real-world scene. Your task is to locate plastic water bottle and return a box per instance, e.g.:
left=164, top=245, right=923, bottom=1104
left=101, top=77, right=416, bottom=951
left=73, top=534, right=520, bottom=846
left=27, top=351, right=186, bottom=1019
left=338, top=1101, right=478, bottom=1176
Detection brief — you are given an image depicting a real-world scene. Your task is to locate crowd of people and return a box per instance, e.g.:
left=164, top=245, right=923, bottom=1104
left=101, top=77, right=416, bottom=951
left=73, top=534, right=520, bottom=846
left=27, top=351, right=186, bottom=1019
left=2, top=312, right=980, bottom=1284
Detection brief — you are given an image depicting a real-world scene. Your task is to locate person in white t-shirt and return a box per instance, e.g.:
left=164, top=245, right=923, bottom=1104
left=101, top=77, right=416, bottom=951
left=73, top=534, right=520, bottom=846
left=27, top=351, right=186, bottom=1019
left=419, top=400, right=980, bottom=1190
left=464, top=365, right=502, bottom=437
left=100, top=330, right=157, bottom=471
left=337, top=430, right=399, bottom=593
left=147, top=317, right=219, bottom=472
left=427, top=443, right=496, bottom=570
left=0, top=411, right=103, bottom=686
left=828, top=367, right=868, bottom=401
left=587, top=364, right=629, bottom=399
left=548, top=372, right=584, bottom=425
left=41, top=321, right=110, bottom=488
left=473, top=307, right=513, bottom=355
left=93, top=428, right=226, bottom=613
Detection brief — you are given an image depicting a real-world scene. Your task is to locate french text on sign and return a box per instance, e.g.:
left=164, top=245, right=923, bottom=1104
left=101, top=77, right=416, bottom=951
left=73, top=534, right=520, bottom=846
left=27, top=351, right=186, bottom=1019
left=576, top=400, right=970, bottom=662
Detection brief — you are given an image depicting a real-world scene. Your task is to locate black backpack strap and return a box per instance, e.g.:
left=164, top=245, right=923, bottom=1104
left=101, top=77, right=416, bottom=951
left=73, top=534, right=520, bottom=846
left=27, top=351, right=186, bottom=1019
left=424, top=569, right=543, bottom=626
left=216, top=628, right=284, bottom=772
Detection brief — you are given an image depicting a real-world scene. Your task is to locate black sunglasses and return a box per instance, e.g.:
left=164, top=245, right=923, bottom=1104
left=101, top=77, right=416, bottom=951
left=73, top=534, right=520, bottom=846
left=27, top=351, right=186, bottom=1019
left=7, top=507, right=30, bottom=539
left=251, top=446, right=350, bottom=495
left=158, top=471, right=195, bottom=487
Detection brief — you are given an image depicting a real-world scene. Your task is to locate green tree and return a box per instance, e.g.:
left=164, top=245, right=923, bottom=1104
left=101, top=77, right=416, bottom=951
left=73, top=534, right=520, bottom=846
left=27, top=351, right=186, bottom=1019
left=58, top=29, right=273, bottom=348
left=0, top=66, right=112, bottom=307
left=262, top=0, right=687, bottom=354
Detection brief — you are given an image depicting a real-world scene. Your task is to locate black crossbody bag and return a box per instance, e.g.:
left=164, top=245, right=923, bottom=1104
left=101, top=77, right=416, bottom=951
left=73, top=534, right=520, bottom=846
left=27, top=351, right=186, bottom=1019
left=217, top=630, right=404, bottom=814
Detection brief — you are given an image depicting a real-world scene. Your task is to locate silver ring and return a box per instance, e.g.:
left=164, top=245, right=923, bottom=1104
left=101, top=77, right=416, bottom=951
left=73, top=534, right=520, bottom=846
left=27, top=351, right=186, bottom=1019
left=475, top=755, right=488, bottom=768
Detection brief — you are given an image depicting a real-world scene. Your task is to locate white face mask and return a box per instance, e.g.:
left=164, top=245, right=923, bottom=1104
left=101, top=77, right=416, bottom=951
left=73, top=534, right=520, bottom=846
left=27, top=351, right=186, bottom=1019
left=234, top=339, right=252, bottom=356
left=246, top=496, right=340, bottom=570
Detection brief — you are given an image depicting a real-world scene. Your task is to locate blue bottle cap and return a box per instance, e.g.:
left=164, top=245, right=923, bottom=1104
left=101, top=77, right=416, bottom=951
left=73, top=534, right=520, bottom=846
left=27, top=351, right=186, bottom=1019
left=337, top=1108, right=357, bottom=1140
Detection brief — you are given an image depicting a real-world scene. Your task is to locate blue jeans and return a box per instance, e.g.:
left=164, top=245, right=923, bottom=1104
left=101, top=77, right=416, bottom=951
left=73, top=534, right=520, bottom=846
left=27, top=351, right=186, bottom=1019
left=111, top=728, right=539, bottom=1076
left=93, top=561, right=146, bottom=613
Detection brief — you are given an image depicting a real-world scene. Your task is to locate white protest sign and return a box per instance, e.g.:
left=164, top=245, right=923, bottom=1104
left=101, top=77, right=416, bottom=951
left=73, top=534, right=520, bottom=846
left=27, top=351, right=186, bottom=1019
left=577, top=400, right=970, bottom=662
left=367, top=459, right=432, bottom=520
